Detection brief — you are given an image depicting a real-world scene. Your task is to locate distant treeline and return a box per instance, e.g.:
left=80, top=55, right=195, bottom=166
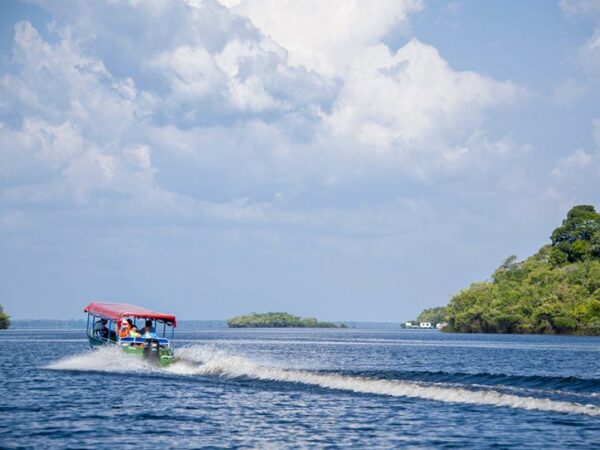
left=8, top=318, right=400, bottom=330
left=421, top=205, right=600, bottom=335
left=10, top=319, right=85, bottom=329
left=179, top=320, right=227, bottom=329
left=9, top=319, right=228, bottom=330
left=227, top=312, right=347, bottom=328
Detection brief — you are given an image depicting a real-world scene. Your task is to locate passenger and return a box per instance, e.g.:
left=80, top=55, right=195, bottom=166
left=99, top=319, right=109, bottom=339
left=93, top=318, right=104, bottom=333
left=119, top=322, right=129, bottom=338
left=143, top=329, right=158, bottom=339
left=100, top=319, right=109, bottom=339
left=129, top=325, right=142, bottom=338
left=119, top=319, right=132, bottom=338
left=142, top=320, right=157, bottom=338
left=141, top=320, right=156, bottom=337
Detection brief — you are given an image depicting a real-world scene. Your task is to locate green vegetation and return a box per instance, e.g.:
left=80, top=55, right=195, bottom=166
left=227, top=312, right=346, bottom=328
left=417, top=306, right=446, bottom=324
left=0, top=305, right=10, bottom=330
left=443, top=205, right=600, bottom=335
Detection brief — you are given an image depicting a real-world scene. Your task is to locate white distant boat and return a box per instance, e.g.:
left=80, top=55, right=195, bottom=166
left=404, top=321, right=439, bottom=329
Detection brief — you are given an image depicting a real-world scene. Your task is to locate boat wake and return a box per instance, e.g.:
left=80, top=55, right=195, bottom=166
left=47, top=346, right=600, bottom=417
left=46, top=346, right=156, bottom=372
left=338, top=369, right=600, bottom=394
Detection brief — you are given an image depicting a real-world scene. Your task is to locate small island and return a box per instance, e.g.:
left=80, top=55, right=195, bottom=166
left=227, top=312, right=346, bottom=328
left=424, top=205, right=600, bottom=335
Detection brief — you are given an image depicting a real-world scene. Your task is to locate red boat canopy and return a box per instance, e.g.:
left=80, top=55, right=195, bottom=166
left=84, top=302, right=177, bottom=327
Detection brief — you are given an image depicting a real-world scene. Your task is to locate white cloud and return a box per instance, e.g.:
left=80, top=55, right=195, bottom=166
left=560, top=0, right=600, bottom=19
left=0, top=0, right=527, bottom=229
left=123, top=144, right=153, bottom=171
left=547, top=118, right=600, bottom=205
left=151, top=45, right=225, bottom=100
left=579, top=29, right=600, bottom=77
left=323, top=40, right=517, bottom=153
left=3, top=21, right=143, bottom=139
left=560, top=0, right=600, bottom=79
left=216, top=0, right=519, bottom=174
left=551, top=148, right=593, bottom=177
left=0, top=21, right=168, bottom=207
left=219, top=0, right=423, bottom=76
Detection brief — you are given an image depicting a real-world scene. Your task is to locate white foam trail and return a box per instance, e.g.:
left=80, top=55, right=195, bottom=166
left=174, top=338, right=600, bottom=352
left=46, top=347, right=157, bottom=373
left=169, top=346, right=600, bottom=417
left=46, top=346, right=600, bottom=417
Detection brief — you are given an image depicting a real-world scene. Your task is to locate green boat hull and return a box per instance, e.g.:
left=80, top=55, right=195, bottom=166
left=88, top=335, right=175, bottom=367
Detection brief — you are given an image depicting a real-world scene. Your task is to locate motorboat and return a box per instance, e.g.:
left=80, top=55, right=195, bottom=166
left=84, top=302, right=176, bottom=367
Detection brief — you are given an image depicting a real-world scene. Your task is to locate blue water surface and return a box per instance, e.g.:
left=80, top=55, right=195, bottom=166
left=1, top=328, right=599, bottom=449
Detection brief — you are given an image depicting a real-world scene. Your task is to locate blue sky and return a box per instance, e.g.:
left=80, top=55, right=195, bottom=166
left=1, top=0, right=599, bottom=321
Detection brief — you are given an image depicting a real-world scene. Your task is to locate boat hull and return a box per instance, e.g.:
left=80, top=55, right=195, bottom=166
left=87, top=335, right=175, bottom=367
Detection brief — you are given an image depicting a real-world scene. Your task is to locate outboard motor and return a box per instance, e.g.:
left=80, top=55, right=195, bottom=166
left=143, top=338, right=161, bottom=366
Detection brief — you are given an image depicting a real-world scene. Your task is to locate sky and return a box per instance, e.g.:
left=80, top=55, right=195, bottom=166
left=1, top=0, right=599, bottom=321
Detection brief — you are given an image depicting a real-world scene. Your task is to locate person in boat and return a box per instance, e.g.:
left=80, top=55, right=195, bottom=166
left=142, top=320, right=157, bottom=339
left=93, top=318, right=105, bottom=333
left=94, top=319, right=109, bottom=339
left=100, top=320, right=109, bottom=339
left=129, top=325, right=142, bottom=338
left=119, top=319, right=133, bottom=338
left=143, top=320, right=155, bottom=332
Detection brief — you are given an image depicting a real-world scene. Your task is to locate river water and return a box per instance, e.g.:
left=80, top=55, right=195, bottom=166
left=1, top=328, right=599, bottom=448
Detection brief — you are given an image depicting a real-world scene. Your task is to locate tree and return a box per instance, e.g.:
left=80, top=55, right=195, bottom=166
left=500, top=255, right=518, bottom=270
left=550, top=205, right=600, bottom=263
left=417, top=306, right=446, bottom=324
left=591, top=230, right=600, bottom=258
left=442, top=204, right=600, bottom=335
left=0, top=305, right=10, bottom=330
left=549, top=247, right=568, bottom=267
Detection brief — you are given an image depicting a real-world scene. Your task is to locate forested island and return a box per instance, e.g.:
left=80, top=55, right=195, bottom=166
left=227, top=312, right=346, bottom=328
left=0, top=305, right=10, bottom=330
left=428, top=205, right=600, bottom=335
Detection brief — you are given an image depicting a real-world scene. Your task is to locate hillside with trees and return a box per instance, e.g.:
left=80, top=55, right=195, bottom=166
left=441, top=205, right=600, bottom=335
left=0, top=305, right=10, bottom=330
left=227, top=312, right=345, bottom=328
